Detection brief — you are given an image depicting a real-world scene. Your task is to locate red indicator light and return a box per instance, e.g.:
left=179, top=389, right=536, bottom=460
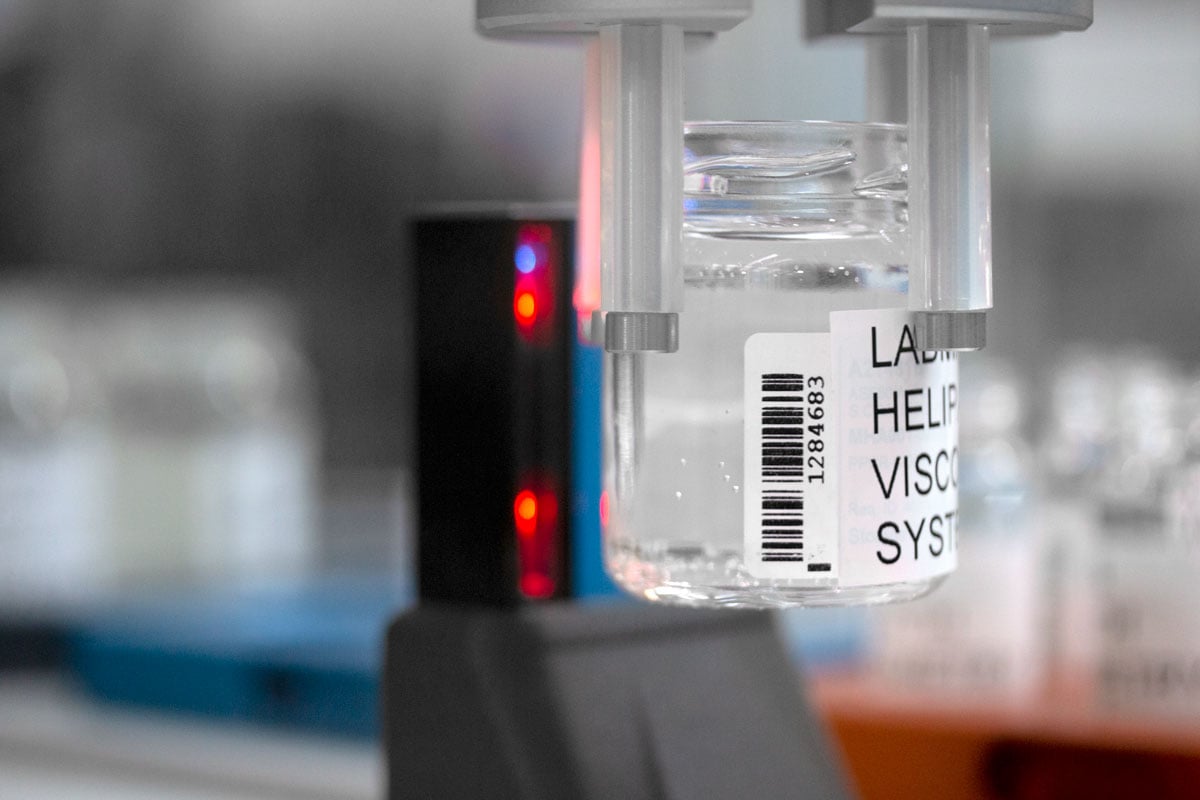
left=599, top=490, right=609, bottom=528
left=513, top=224, right=556, bottom=345
left=515, top=482, right=560, bottom=601
left=514, top=489, right=538, bottom=538
left=514, top=290, right=537, bottom=325
left=520, top=573, right=555, bottom=600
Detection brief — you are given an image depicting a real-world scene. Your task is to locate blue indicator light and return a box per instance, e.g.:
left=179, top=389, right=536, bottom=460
left=515, top=244, right=537, bottom=274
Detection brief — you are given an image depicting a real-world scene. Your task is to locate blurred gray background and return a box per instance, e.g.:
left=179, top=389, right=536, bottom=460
left=0, top=0, right=1195, bottom=473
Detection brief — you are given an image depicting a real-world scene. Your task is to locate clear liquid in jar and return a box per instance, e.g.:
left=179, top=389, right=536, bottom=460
left=604, top=239, right=939, bottom=607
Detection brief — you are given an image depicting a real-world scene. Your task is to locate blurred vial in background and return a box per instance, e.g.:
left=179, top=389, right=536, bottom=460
left=0, top=291, right=107, bottom=610
left=1082, top=352, right=1200, bottom=715
left=1098, top=352, right=1184, bottom=527
left=91, top=291, right=319, bottom=589
left=866, top=358, right=1043, bottom=700
left=1038, top=348, right=1118, bottom=694
left=1040, top=348, right=1118, bottom=499
left=1164, top=375, right=1200, bottom=547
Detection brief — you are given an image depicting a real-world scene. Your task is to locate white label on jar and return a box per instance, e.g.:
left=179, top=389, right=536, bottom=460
left=743, top=309, right=959, bottom=586
left=832, top=309, right=958, bottom=587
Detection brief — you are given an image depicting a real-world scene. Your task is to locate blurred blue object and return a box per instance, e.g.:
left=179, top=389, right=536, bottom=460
left=571, top=337, right=622, bottom=599
left=69, top=576, right=412, bottom=739
left=777, top=607, right=868, bottom=672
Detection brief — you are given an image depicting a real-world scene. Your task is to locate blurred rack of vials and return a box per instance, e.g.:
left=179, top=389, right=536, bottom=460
left=784, top=345, right=1200, bottom=719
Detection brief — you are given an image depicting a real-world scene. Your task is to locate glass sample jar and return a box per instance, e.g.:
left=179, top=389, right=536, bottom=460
left=604, top=121, right=959, bottom=607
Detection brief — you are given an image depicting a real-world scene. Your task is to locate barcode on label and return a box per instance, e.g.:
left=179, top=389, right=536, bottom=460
left=762, top=373, right=805, bottom=481
left=760, top=374, right=806, bottom=562
left=761, top=488, right=805, bottom=562
left=758, top=373, right=833, bottom=572
left=744, top=334, right=836, bottom=580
